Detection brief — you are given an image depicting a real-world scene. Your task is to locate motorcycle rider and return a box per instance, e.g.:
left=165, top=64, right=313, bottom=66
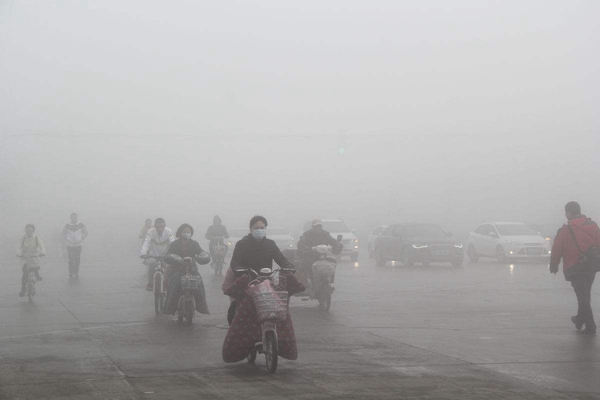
left=205, top=215, right=229, bottom=266
left=140, top=218, right=175, bottom=291
left=297, top=218, right=343, bottom=292
left=222, top=215, right=305, bottom=363
left=163, top=223, right=211, bottom=317
left=17, top=224, right=45, bottom=297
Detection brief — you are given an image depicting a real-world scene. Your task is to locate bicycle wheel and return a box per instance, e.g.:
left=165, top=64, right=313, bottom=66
left=160, top=293, right=167, bottom=313
left=265, top=331, right=278, bottom=374
left=154, top=274, right=162, bottom=315
left=27, top=283, right=34, bottom=303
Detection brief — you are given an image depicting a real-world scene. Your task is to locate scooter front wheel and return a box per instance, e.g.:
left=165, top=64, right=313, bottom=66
left=317, top=284, right=332, bottom=311
left=27, top=283, right=35, bottom=303
left=265, top=331, right=278, bottom=374
left=185, top=301, right=194, bottom=325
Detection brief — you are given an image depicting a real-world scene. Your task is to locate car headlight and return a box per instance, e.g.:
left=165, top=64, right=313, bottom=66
left=412, top=244, right=429, bottom=249
left=506, top=241, right=523, bottom=246
left=353, top=239, right=359, bottom=243
left=454, top=244, right=463, bottom=249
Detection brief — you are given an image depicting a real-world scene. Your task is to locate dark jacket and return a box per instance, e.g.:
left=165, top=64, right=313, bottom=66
left=230, top=235, right=293, bottom=272
left=297, top=228, right=343, bottom=266
left=166, top=238, right=207, bottom=268
left=205, top=225, right=229, bottom=242
left=550, top=215, right=600, bottom=280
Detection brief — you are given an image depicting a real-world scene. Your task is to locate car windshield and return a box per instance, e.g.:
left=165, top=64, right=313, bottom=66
left=496, top=224, right=537, bottom=236
left=230, top=229, right=248, bottom=237
left=403, top=225, right=446, bottom=238
left=267, top=228, right=289, bottom=236
left=322, top=221, right=351, bottom=233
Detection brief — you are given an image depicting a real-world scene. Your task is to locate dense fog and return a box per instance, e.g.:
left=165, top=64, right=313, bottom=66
left=1, top=0, right=599, bottom=260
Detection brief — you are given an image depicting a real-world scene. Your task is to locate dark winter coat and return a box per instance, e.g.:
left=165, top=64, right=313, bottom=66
left=230, top=235, right=293, bottom=272
left=166, top=238, right=206, bottom=268
left=205, top=224, right=230, bottom=243
left=297, top=228, right=343, bottom=266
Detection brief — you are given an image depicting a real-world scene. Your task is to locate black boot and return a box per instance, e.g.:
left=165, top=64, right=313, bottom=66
left=571, top=316, right=584, bottom=330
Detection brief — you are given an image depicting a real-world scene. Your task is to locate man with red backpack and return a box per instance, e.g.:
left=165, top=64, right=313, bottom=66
left=550, top=201, right=600, bottom=335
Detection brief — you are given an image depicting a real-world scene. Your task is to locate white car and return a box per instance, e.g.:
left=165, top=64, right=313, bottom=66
left=226, top=228, right=249, bottom=250
left=267, top=227, right=296, bottom=251
left=466, top=222, right=551, bottom=263
left=367, top=225, right=388, bottom=258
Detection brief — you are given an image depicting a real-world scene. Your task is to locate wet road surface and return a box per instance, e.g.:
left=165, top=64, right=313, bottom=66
left=0, top=254, right=598, bottom=399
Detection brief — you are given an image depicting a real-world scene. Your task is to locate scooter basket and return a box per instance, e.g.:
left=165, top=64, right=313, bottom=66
left=253, top=291, right=288, bottom=322
left=215, top=246, right=227, bottom=257
left=180, top=275, right=202, bottom=290
left=312, top=261, right=336, bottom=279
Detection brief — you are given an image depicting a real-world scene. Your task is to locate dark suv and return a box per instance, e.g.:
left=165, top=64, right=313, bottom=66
left=374, top=223, right=464, bottom=267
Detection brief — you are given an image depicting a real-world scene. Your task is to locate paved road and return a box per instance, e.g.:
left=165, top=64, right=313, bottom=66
left=0, top=253, right=598, bottom=399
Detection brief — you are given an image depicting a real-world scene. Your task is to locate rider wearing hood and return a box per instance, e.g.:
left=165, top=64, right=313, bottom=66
left=163, top=223, right=211, bottom=316
left=205, top=215, right=230, bottom=265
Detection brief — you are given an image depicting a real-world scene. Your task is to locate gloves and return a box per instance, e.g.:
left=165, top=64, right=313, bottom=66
left=549, top=264, right=558, bottom=274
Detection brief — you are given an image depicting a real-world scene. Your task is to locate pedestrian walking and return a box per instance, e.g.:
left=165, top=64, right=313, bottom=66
left=62, top=213, right=88, bottom=278
left=550, top=201, right=600, bottom=335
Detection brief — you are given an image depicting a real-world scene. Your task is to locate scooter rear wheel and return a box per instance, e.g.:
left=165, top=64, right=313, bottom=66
left=265, top=331, right=278, bottom=374
left=27, top=283, right=34, bottom=303
left=318, top=286, right=332, bottom=311
left=185, top=302, right=194, bottom=325
left=247, top=349, right=257, bottom=364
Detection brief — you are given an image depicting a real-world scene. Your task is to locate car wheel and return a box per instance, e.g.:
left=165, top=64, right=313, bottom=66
left=467, top=245, right=479, bottom=263
left=496, top=246, right=507, bottom=263
left=401, top=248, right=415, bottom=267
left=375, top=249, right=385, bottom=266
left=451, top=259, right=464, bottom=268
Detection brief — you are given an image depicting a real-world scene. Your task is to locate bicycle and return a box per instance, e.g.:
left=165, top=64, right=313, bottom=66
left=143, top=255, right=167, bottom=315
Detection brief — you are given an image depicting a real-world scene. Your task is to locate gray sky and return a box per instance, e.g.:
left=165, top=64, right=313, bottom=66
left=1, top=0, right=599, bottom=255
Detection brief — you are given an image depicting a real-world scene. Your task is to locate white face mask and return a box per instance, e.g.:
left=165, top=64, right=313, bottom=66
left=252, top=229, right=266, bottom=240
left=182, top=233, right=192, bottom=240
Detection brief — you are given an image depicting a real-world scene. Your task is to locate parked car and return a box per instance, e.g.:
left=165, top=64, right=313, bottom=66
left=465, top=222, right=551, bottom=263
left=367, top=226, right=388, bottom=258
left=374, top=223, right=464, bottom=267
left=302, top=219, right=359, bottom=262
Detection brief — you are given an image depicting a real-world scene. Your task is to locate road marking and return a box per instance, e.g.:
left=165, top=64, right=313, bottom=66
left=0, top=321, right=149, bottom=341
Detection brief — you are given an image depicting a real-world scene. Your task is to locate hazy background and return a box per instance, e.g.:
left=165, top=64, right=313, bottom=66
left=1, top=0, right=599, bottom=259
